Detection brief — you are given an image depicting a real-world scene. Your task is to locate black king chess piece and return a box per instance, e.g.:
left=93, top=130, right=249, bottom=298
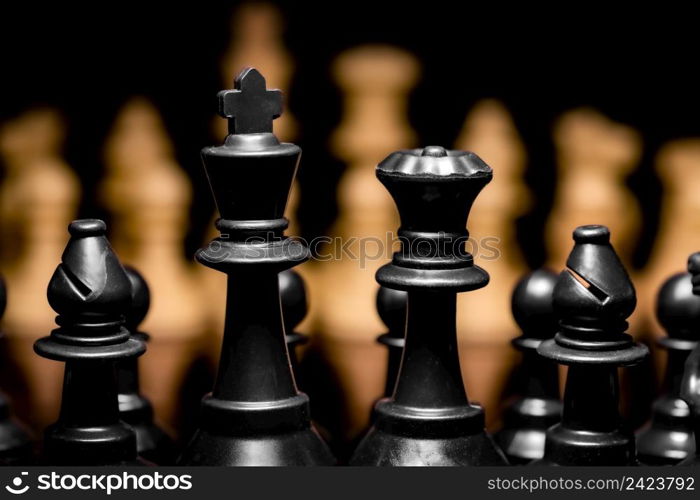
left=536, top=225, right=648, bottom=465
left=0, top=275, right=33, bottom=464
left=496, top=269, right=562, bottom=464
left=178, top=67, right=334, bottom=465
left=350, top=146, right=508, bottom=466
left=636, top=266, right=699, bottom=465
left=279, top=269, right=308, bottom=377
left=34, top=220, right=145, bottom=465
left=117, top=266, right=176, bottom=464
left=680, top=252, right=700, bottom=466
left=376, top=286, right=408, bottom=397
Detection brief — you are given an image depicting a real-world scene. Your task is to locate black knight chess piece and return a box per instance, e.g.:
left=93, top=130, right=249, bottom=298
left=178, top=67, right=334, bottom=465
left=376, top=286, right=407, bottom=397
left=496, top=269, right=562, bottom=464
left=279, top=269, right=308, bottom=377
left=0, top=275, right=33, bottom=464
left=34, top=220, right=145, bottom=465
left=350, top=146, right=508, bottom=466
left=680, top=252, right=700, bottom=466
left=536, top=225, right=648, bottom=465
left=117, top=266, right=176, bottom=464
left=636, top=267, right=698, bottom=465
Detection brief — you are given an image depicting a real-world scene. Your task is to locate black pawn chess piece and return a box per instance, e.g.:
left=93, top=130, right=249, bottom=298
left=178, top=67, right=334, bottom=466
left=636, top=269, right=698, bottom=465
left=680, top=252, right=700, bottom=466
left=350, top=146, right=508, bottom=466
left=117, top=266, right=176, bottom=464
left=536, top=225, right=648, bottom=465
left=0, top=275, right=33, bottom=464
left=376, top=286, right=408, bottom=397
left=496, top=269, right=562, bottom=464
left=34, top=219, right=146, bottom=465
left=279, top=269, right=308, bottom=376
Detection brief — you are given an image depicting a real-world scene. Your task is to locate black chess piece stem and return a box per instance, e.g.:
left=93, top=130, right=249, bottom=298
left=0, top=275, right=34, bottom=464
left=178, top=68, right=333, bottom=465
left=350, top=146, right=508, bottom=465
left=34, top=220, right=145, bottom=465
left=376, top=286, right=407, bottom=397
left=496, top=269, right=561, bottom=464
left=536, top=225, right=648, bottom=465
left=117, top=266, right=176, bottom=464
left=636, top=270, right=698, bottom=465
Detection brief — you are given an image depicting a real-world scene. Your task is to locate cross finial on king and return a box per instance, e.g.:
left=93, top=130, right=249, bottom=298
left=218, top=67, right=283, bottom=135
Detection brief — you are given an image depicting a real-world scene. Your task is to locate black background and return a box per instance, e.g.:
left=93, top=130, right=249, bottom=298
left=1, top=2, right=698, bottom=268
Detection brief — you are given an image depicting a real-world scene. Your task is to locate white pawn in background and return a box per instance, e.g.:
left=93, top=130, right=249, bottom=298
left=0, top=108, right=80, bottom=428
left=454, top=99, right=530, bottom=426
left=309, top=45, right=420, bottom=440
left=101, top=97, right=207, bottom=431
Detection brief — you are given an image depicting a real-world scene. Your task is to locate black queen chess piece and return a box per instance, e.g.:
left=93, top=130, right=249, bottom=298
left=536, top=225, right=648, bottom=465
left=34, top=220, right=145, bottom=465
left=350, top=146, right=508, bottom=466
left=496, top=269, right=562, bottom=464
left=117, top=266, right=176, bottom=464
left=636, top=266, right=699, bottom=465
left=679, top=252, right=700, bottom=466
left=0, top=275, right=33, bottom=464
left=178, top=68, right=334, bottom=465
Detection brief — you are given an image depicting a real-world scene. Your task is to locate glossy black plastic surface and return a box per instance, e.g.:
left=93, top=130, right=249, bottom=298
left=537, top=225, right=648, bottom=465
left=496, top=269, right=562, bottom=464
left=350, top=146, right=507, bottom=466
left=636, top=271, right=698, bottom=465
left=179, top=68, right=333, bottom=466
left=34, top=219, right=145, bottom=465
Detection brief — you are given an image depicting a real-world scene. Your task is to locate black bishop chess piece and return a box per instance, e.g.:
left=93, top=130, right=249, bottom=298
left=178, top=67, right=334, bottom=466
left=34, top=219, right=146, bottom=465
left=636, top=266, right=698, bottom=465
left=680, top=252, right=700, bottom=466
left=279, top=269, right=308, bottom=377
left=117, top=266, right=176, bottom=464
left=0, top=275, right=33, bottom=464
left=536, top=225, right=648, bottom=465
left=376, top=286, right=408, bottom=397
left=496, top=269, right=562, bottom=464
left=349, top=146, right=508, bottom=466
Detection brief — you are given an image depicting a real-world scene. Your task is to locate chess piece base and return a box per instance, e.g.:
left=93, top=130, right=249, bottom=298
left=636, top=396, right=695, bottom=465
left=496, top=397, right=562, bottom=464
left=43, top=423, right=141, bottom=466
left=178, top=393, right=334, bottom=465
left=534, top=423, right=636, bottom=466
left=350, top=400, right=507, bottom=466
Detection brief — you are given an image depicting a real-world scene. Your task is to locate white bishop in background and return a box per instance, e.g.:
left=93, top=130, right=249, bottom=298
left=101, top=97, right=207, bottom=430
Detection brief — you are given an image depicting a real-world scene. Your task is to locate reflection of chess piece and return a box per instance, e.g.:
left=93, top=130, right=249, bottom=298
left=0, top=108, right=80, bottom=427
left=101, top=98, right=207, bottom=430
left=311, top=46, right=419, bottom=440
left=641, top=140, right=700, bottom=341
left=454, top=100, right=529, bottom=424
